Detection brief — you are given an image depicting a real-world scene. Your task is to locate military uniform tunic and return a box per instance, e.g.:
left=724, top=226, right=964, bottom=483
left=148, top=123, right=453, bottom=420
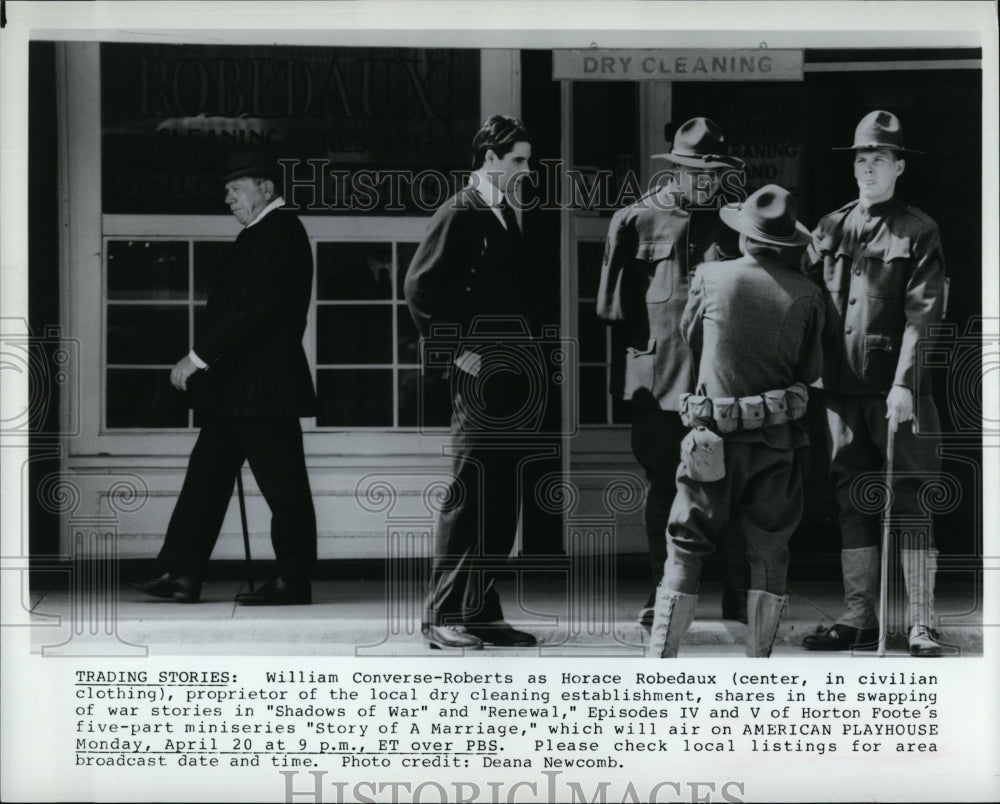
left=805, top=197, right=945, bottom=567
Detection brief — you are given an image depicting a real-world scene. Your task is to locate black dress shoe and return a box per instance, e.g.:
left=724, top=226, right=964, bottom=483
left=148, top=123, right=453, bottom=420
left=721, top=589, right=749, bottom=624
left=465, top=623, right=537, bottom=647
left=127, top=573, right=201, bottom=604
left=803, top=623, right=878, bottom=651
left=424, top=625, right=484, bottom=650
left=235, top=578, right=311, bottom=606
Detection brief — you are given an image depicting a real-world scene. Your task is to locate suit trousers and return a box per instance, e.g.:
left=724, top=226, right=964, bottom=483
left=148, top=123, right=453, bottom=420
left=663, top=440, right=804, bottom=596
left=424, top=382, right=531, bottom=627
left=825, top=392, right=941, bottom=551
left=158, top=413, right=317, bottom=582
left=631, top=406, right=749, bottom=589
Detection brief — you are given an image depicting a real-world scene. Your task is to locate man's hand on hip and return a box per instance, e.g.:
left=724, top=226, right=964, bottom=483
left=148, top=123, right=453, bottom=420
left=171, top=355, right=201, bottom=391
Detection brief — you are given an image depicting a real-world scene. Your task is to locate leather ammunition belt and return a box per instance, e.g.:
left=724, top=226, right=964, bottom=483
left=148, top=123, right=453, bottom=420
left=679, top=383, right=808, bottom=433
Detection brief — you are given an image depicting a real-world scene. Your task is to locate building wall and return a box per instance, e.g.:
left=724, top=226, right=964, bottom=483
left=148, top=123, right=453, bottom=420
left=35, top=42, right=983, bottom=567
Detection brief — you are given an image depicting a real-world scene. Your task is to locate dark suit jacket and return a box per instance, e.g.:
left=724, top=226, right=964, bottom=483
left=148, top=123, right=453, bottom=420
left=404, top=186, right=531, bottom=342
left=189, top=208, right=317, bottom=417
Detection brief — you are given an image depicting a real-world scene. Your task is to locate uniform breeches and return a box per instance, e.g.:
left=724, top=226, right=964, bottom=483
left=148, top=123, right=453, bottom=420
left=663, top=441, right=804, bottom=596
left=632, top=406, right=748, bottom=587
left=825, top=393, right=941, bottom=550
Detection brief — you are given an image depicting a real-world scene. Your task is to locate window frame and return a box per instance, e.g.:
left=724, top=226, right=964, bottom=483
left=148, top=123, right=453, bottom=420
left=84, top=213, right=445, bottom=456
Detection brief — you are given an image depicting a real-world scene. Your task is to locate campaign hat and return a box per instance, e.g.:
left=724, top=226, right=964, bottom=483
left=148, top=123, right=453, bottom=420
left=719, top=184, right=811, bottom=247
left=652, top=117, right=745, bottom=169
left=833, top=110, right=923, bottom=154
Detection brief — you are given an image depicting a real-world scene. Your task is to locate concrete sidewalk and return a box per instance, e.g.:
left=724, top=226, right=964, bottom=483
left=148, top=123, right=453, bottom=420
left=25, top=573, right=982, bottom=657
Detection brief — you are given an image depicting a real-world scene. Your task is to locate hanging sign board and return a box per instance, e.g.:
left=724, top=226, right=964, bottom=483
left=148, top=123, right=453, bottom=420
left=553, top=49, right=803, bottom=81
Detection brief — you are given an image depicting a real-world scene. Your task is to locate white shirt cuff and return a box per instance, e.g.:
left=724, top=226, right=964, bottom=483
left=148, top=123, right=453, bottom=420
left=188, top=350, right=208, bottom=370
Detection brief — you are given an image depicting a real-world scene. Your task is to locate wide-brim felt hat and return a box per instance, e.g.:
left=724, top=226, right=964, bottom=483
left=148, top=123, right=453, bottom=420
left=719, top=183, right=811, bottom=247
left=221, top=148, right=282, bottom=184
left=833, top=109, right=923, bottom=155
left=652, top=116, right=745, bottom=170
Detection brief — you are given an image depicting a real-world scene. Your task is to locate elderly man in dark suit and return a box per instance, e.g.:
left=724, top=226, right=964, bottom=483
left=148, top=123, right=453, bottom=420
left=129, top=152, right=318, bottom=605
left=648, top=185, right=824, bottom=658
left=404, top=115, right=538, bottom=650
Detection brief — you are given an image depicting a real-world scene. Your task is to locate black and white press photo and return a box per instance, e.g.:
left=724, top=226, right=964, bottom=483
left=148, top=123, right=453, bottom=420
left=1, top=2, right=997, bottom=802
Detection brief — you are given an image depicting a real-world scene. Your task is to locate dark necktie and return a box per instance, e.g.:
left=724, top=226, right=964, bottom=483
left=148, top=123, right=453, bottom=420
left=498, top=198, right=521, bottom=237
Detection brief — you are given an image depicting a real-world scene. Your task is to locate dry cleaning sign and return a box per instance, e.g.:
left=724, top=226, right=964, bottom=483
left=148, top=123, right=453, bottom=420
left=553, top=49, right=803, bottom=81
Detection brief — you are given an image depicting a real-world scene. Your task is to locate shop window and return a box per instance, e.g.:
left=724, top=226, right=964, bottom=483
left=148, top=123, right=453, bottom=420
left=105, top=240, right=199, bottom=428
left=104, top=237, right=452, bottom=431
left=314, top=241, right=451, bottom=429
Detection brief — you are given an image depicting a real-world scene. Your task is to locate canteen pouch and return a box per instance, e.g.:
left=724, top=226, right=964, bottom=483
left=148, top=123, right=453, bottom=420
left=680, top=394, right=713, bottom=428
left=762, top=389, right=788, bottom=426
left=713, top=397, right=739, bottom=433
left=623, top=339, right=656, bottom=399
left=680, top=426, right=726, bottom=483
left=785, top=383, right=808, bottom=421
left=738, top=395, right=766, bottom=430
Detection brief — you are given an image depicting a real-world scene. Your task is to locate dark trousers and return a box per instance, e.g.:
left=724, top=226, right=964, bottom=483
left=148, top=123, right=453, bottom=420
left=631, top=406, right=749, bottom=591
left=826, top=393, right=941, bottom=550
left=157, top=413, right=317, bottom=582
left=664, top=441, right=804, bottom=595
left=424, top=382, right=531, bottom=627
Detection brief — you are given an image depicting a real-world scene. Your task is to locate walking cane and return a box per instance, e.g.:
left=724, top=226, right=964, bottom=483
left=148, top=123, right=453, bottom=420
left=878, top=413, right=897, bottom=657
left=236, top=468, right=255, bottom=594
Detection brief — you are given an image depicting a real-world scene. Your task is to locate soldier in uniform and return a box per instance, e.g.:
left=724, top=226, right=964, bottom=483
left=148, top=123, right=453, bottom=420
left=597, top=117, right=750, bottom=627
left=802, top=110, right=951, bottom=657
left=648, top=184, right=824, bottom=658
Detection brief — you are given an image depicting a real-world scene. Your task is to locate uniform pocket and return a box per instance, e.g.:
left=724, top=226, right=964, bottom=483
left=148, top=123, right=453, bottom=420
left=623, top=338, right=656, bottom=398
left=862, top=333, right=897, bottom=382
left=864, top=239, right=910, bottom=298
left=636, top=241, right=676, bottom=302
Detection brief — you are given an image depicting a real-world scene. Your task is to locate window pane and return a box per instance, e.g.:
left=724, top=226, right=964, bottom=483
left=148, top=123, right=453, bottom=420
left=579, top=365, right=611, bottom=425
left=107, top=368, right=188, bottom=428
left=577, top=241, right=605, bottom=300
left=572, top=82, right=639, bottom=215
left=317, top=243, right=392, bottom=300
left=397, top=306, right=420, bottom=365
left=316, top=305, right=392, bottom=364
left=193, top=241, right=233, bottom=301
left=612, top=395, right=633, bottom=425
left=107, top=240, right=188, bottom=300
left=315, top=369, right=393, bottom=427
left=577, top=303, right=607, bottom=364
left=398, top=368, right=452, bottom=429
left=396, top=242, right=420, bottom=300
left=107, top=305, right=188, bottom=365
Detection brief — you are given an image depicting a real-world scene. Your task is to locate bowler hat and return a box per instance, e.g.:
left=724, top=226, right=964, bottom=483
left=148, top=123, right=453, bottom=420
left=719, top=184, right=811, bottom=247
left=221, top=148, right=281, bottom=184
left=652, top=117, right=745, bottom=170
left=833, top=110, right=922, bottom=154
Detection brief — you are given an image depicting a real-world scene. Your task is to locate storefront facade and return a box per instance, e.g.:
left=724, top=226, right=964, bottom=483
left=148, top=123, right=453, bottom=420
left=30, top=41, right=983, bottom=569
